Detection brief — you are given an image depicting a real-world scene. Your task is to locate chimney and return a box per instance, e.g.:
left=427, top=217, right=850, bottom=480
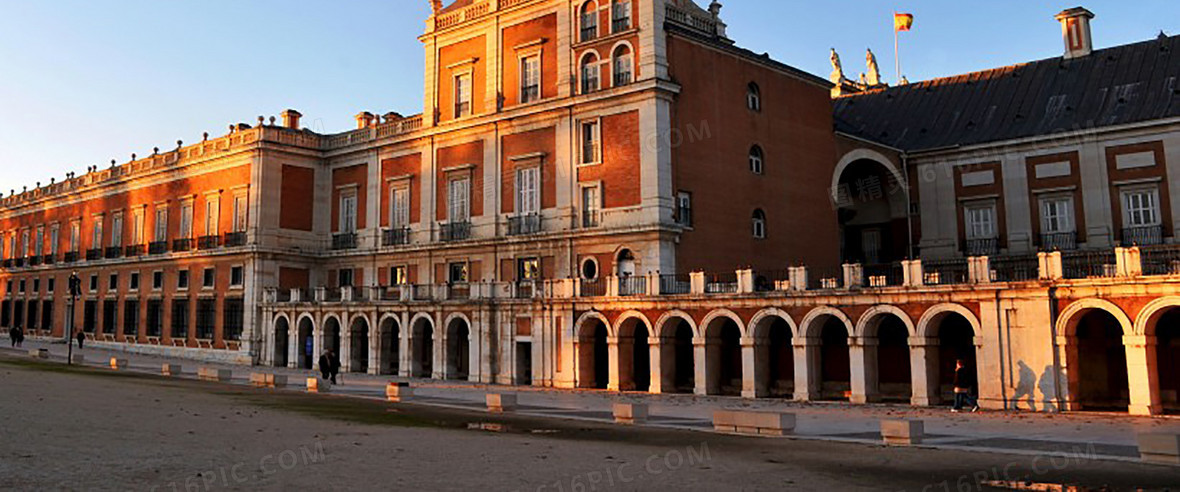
left=281, top=109, right=302, bottom=130
left=355, top=111, right=375, bottom=129
left=1055, top=7, right=1095, bottom=59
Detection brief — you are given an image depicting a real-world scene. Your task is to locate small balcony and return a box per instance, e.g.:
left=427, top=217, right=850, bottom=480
left=13, top=257, right=25, bottom=268
left=42, top=254, right=56, bottom=265
left=124, top=244, right=144, bottom=257
left=104, top=247, right=122, bottom=259
left=224, top=232, right=247, bottom=247
left=172, top=238, right=193, bottom=253
left=1122, top=225, right=1164, bottom=247
left=508, top=214, right=541, bottom=236
left=582, top=211, right=601, bottom=228
left=197, top=235, right=220, bottom=250
left=382, top=228, right=410, bottom=247
left=85, top=249, right=102, bottom=261
left=1039, top=232, right=1077, bottom=251
left=28, top=255, right=41, bottom=267
left=63, top=251, right=78, bottom=263
left=514, top=281, right=536, bottom=299
left=148, top=241, right=168, bottom=255
left=1, top=259, right=11, bottom=268
left=440, top=221, right=471, bottom=242
left=964, top=237, right=999, bottom=257
left=331, top=233, right=358, bottom=250
left=613, top=71, right=633, bottom=87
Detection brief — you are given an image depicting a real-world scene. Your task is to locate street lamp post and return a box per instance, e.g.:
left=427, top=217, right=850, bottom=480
left=66, top=272, right=80, bottom=365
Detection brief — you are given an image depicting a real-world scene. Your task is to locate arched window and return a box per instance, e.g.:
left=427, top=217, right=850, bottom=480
left=752, top=209, right=767, bottom=239
left=612, top=44, right=633, bottom=87
left=580, top=1, right=599, bottom=42
left=748, top=145, right=764, bottom=175
left=581, top=52, right=600, bottom=94
left=611, top=0, right=632, bottom=33
left=747, top=82, right=761, bottom=112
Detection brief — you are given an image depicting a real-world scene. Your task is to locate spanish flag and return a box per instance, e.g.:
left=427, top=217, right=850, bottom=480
left=894, top=13, right=914, bottom=32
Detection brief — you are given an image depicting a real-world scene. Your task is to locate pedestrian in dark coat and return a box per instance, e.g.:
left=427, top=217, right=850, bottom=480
left=328, top=350, right=341, bottom=385
left=14, top=329, right=23, bottom=347
left=8, top=327, right=16, bottom=347
left=952, top=359, right=980, bottom=413
left=318, top=351, right=331, bottom=381
left=76, top=331, right=85, bottom=349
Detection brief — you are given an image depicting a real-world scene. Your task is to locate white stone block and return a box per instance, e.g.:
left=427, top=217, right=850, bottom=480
left=198, top=367, right=232, bottom=382
left=881, top=419, right=925, bottom=446
left=713, top=410, right=794, bottom=436
left=613, top=403, right=648, bottom=425
left=486, top=393, right=518, bottom=413
left=161, top=364, right=183, bottom=376
left=1138, top=433, right=1180, bottom=465
left=28, top=349, right=49, bottom=359
left=70, top=354, right=85, bottom=364
left=109, top=358, right=128, bottom=370
left=306, top=377, right=329, bottom=393
left=386, top=382, right=413, bottom=402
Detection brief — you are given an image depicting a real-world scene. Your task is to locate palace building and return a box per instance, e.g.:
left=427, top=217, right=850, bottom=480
left=1, top=2, right=1178, bottom=415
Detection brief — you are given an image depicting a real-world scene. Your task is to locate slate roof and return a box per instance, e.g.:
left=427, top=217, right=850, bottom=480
left=833, top=33, right=1180, bottom=153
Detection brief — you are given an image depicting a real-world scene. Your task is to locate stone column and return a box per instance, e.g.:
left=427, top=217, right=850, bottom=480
left=850, top=336, right=880, bottom=404
left=740, top=337, right=760, bottom=398
left=339, top=316, right=353, bottom=373
left=368, top=312, right=380, bottom=375
left=607, top=336, right=622, bottom=391
left=793, top=338, right=820, bottom=402
left=432, top=313, right=444, bottom=380
left=693, top=338, right=708, bottom=395
left=1124, top=335, right=1162, bottom=416
left=648, top=337, right=664, bottom=394
left=399, top=314, right=412, bottom=378
left=287, top=320, right=299, bottom=369
left=1055, top=335, right=1081, bottom=411
left=909, top=337, right=939, bottom=406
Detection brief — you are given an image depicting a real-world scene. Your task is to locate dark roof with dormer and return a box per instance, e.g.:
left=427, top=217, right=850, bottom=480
left=833, top=33, right=1180, bottom=153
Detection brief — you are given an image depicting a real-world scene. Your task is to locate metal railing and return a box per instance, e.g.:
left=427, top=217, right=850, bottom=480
left=1039, top=232, right=1077, bottom=251
left=124, top=244, right=144, bottom=257
left=923, top=258, right=969, bottom=285
left=754, top=269, right=790, bottom=292
left=863, top=262, right=905, bottom=288
left=580, top=278, right=606, bottom=297
left=149, top=241, right=168, bottom=255
left=618, top=276, right=647, bottom=296
left=1, top=259, right=12, bottom=268
left=104, top=247, right=122, bottom=259
left=1122, top=225, right=1164, bottom=247
left=808, top=266, right=844, bottom=290
left=42, top=254, right=56, bottom=265
left=1141, top=245, right=1180, bottom=276
left=172, top=238, right=192, bottom=253
left=86, top=249, right=102, bottom=261
left=989, top=255, right=1040, bottom=282
left=659, top=274, right=691, bottom=295
left=224, top=232, right=247, bottom=247
left=508, top=214, right=542, bottom=236
left=197, top=235, right=220, bottom=250
left=331, top=233, right=358, bottom=250
left=1062, top=250, right=1117, bottom=279
left=705, top=273, right=738, bottom=294
left=964, top=238, right=999, bottom=256
left=63, top=251, right=78, bottom=263
left=440, top=222, right=471, bottom=242
left=28, top=255, right=41, bottom=267
left=382, top=228, right=410, bottom=247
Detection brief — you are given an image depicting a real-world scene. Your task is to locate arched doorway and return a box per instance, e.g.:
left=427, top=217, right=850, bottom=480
left=1151, top=309, right=1180, bottom=413
left=931, top=313, right=978, bottom=405
left=833, top=156, right=908, bottom=264
left=752, top=315, right=794, bottom=398
left=616, top=249, right=636, bottom=277
left=657, top=316, right=695, bottom=393
left=616, top=316, right=651, bottom=392
left=349, top=316, right=369, bottom=374
left=297, top=317, right=314, bottom=369
left=861, top=312, right=912, bottom=402
left=1073, top=310, right=1129, bottom=411
left=818, top=317, right=851, bottom=400
left=410, top=316, right=434, bottom=378
left=576, top=316, right=610, bottom=389
left=322, top=316, right=341, bottom=358
left=445, top=317, right=471, bottom=381
left=273, top=316, right=290, bottom=368
left=380, top=317, right=400, bottom=375
left=703, top=315, right=742, bottom=396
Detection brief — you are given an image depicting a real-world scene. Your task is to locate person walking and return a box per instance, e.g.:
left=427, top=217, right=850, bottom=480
left=76, top=330, right=85, bottom=349
left=318, top=350, right=332, bottom=382
left=8, top=327, right=16, bottom=347
left=952, top=359, right=980, bottom=413
left=328, top=350, right=341, bottom=385
left=14, top=328, right=23, bottom=347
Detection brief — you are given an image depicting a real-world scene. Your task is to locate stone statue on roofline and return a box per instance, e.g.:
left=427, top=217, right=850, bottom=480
left=430, top=0, right=442, bottom=15
left=865, top=48, right=881, bottom=86
left=830, top=48, right=845, bottom=84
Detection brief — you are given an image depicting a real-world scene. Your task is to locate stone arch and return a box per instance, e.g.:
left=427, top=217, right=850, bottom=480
left=800, top=306, right=854, bottom=400
left=272, top=314, right=292, bottom=368
left=1135, top=297, right=1180, bottom=413
left=917, top=304, right=983, bottom=340
left=613, top=310, right=652, bottom=338
left=749, top=308, right=798, bottom=339
left=575, top=311, right=613, bottom=338
left=855, top=305, right=916, bottom=339
left=1055, top=299, right=1132, bottom=338
left=915, top=304, right=983, bottom=406
left=408, top=313, right=435, bottom=378
left=444, top=312, right=472, bottom=381
left=832, top=148, right=907, bottom=203
left=1133, top=296, right=1180, bottom=337
left=855, top=305, right=916, bottom=402
left=574, top=311, right=612, bottom=389
left=701, top=309, right=745, bottom=396
left=800, top=307, right=854, bottom=338
left=653, top=310, right=697, bottom=394
left=347, top=314, right=371, bottom=374
left=701, top=309, right=748, bottom=338
left=1056, top=299, right=1134, bottom=412
left=749, top=308, right=797, bottom=398
left=614, top=310, right=653, bottom=392
left=295, top=314, right=316, bottom=370
left=320, top=314, right=343, bottom=355
left=378, top=314, right=401, bottom=376
left=654, top=310, right=700, bottom=339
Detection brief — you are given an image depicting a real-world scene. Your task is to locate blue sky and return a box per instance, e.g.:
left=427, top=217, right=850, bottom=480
left=0, top=1, right=1176, bottom=194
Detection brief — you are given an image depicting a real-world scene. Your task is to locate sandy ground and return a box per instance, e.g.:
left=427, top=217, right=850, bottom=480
left=0, top=356, right=1177, bottom=491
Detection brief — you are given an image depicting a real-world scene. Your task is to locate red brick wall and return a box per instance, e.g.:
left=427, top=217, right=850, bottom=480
left=436, top=140, right=485, bottom=221
left=501, top=14, right=558, bottom=108
left=331, top=164, right=368, bottom=232
left=380, top=153, right=423, bottom=227
left=437, top=35, right=487, bottom=123
left=280, top=165, right=315, bottom=231
left=501, top=126, right=557, bottom=213
left=278, top=267, right=309, bottom=290
left=577, top=111, right=641, bottom=208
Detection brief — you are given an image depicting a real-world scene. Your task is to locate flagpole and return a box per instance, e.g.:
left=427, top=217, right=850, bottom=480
left=894, top=12, right=901, bottom=83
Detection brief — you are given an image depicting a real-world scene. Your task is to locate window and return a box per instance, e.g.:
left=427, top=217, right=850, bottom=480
left=581, top=185, right=601, bottom=228
left=580, top=53, right=600, bottom=94
left=390, top=186, right=410, bottom=229
left=516, top=167, right=539, bottom=215
left=91, top=218, right=103, bottom=249
left=337, top=268, right=354, bottom=288
left=34, top=226, right=43, bottom=257
left=612, top=45, right=633, bottom=86
left=1123, top=188, right=1161, bottom=227
left=518, top=257, right=541, bottom=281
left=123, top=299, right=139, bottom=336
left=83, top=300, right=97, bottom=333
left=171, top=298, right=189, bottom=339
left=102, top=299, right=117, bottom=334
left=747, top=82, right=762, bottom=112
left=180, top=202, right=194, bottom=238
left=752, top=209, right=767, bottom=239
left=177, top=270, right=190, bottom=290
left=88, top=274, right=97, bottom=292
left=1040, top=196, right=1075, bottom=234
left=69, top=221, right=80, bottom=252
left=223, top=298, right=244, bottom=341
left=202, top=268, right=215, bottom=289
left=965, top=203, right=998, bottom=239
left=447, top=177, right=470, bottom=223
left=232, top=194, right=248, bottom=233
left=110, top=213, right=123, bottom=248
left=153, top=271, right=164, bottom=290
left=339, top=190, right=358, bottom=233
left=47, top=278, right=54, bottom=293
left=454, top=73, right=472, bottom=118
left=108, top=274, right=118, bottom=291
left=749, top=145, right=764, bottom=175
left=147, top=300, right=163, bottom=338
left=230, top=266, right=244, bottom=287
left=196, top=299, right=215, bottom=340
left=448, top=262, right=469, bottom=283
left=49, top=225, right=59, bottom=256
left=676, top=191, right=693, bottom=227
left=129, top=273, right=140, bottom=291
left=580, top=120, right=601, bottom=164
left=580, top=1, right=598, bottom=42
left=131, top=210, right=144, bottom=245
left=581, top=257, right=599, bottom=280
left=154, top=207, right=168, bottom=242
left=520, top=55, right=541, bottom=103
left=611, top=0, right=631, bottom=32
left=203, top=197, right=219, bottom=237
left=390, top=265, right=408, bottom=285
left=32, top=279, right=40, bottom=293
left=20, top=229, right=28, bottom=257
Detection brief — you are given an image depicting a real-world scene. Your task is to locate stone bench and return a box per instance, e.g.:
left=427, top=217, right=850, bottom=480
left=385, top=382, right=412, bottom=402
left=613, top=403, right=649, bottom=425
left=27, top=349, right=49, bottom=359
left=70, top=354, right=85, bottom=364
left=109, top=358, right=128, bottom=370
left=881, top=419, right=924, bottom=446
left=1138, top=433, right=1180, bottom=465
left=161, top=364, right=183, bottom=377
left=306, top=377, right=329, bottom=393
left=713, top=410, right=795, bottom=436
left=486, top=393, right=518, bottom=413
left=249, top=373, right=287, bottom=389
left=197, top=367, right=232, bottom=382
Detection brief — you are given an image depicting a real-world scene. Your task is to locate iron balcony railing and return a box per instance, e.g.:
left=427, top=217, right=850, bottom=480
left=124, top=244, right=144, bottom=257
left=754, top=269, right=790, bottom=292
left=1, top=259, right=11, bottom=268
left=197, top=235, right=220, bottom=250
left=863, top=262, right=905, bottom=288
left=85, top=249, right=102, bottom=261
left=1141, top=245, right=1180, bottom=276
left=1062, top=250, right=1117, bottom=279
left=508, top=214, right=542, bottom=236
left=923, top=258, right=969, bottom=286
left=172, top=238, right=193, bottom=253
left=13, top=257, right=24, bottom=267
left=582, top=211, right=601, bottom=228
left=104, top=247, right=122, bottom=259
left=618, top=276, right=647, bottom=296
left=440, top=221, right=471, bottom=242
left=42, top=254, right=55, bottom=265
left=808, top=266, right=844, bottom=290
left=705, top=273, right=738, bottom=294
left=1039, top=232, right=1077, bottom=251
left=382, top=228, right=410, bottom=247
left=28, top=255, right=41, bottom=267
left=659, top=274, right=691, bottom=295
left=148, top=241, right=168, bottom=255
left=224, top=232, right=247, bottom=247
left=580, top=278, right=606, bottom=297
left=63, top=251, right=78, bottom=263
left=331, top=233, right=358, bottom=250
left=989, top=255, right=1040, bottom=282
left=964, top=238, right=999, bottom=256
left=1122, top=225, right=1164, bottom=247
